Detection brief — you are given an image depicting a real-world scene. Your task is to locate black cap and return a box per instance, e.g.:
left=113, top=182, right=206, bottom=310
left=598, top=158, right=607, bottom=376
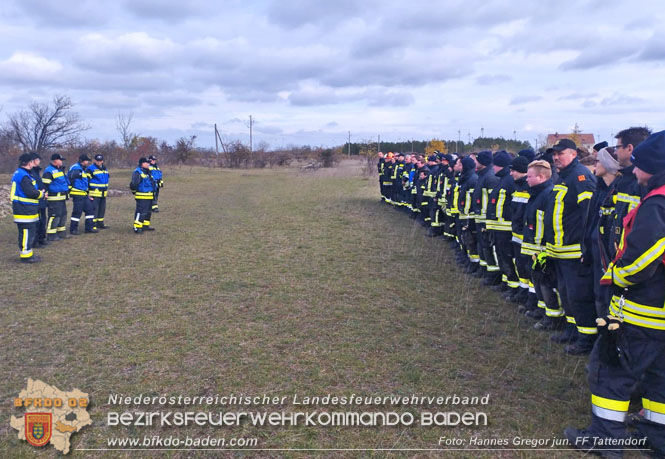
left=28, top=152, right=40, bottom=161
left=551, top=138, right=577, bottom=152
left=138, top=157, right=149, bottom=165
left=593, top=141, right=608, bottom=152
left=148, top=155, right=157, bottom=161
left=94, top=154, right=104, bottom=161
left=510, top=156, right=529, bottom=173
left=442, top=153, right=454, bottom=164
left=79, top=154, right=91, bottom=162
left=19, top=153, right=33, bottom=165
left=51, top=153, right=65, bottom=161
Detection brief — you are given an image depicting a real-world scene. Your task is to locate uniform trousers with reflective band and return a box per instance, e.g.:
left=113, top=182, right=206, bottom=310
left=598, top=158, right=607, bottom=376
left=152, top=187, right=160, bottom=210
left=552, top=258, right=597, bottom=334
left=16, top=222, right=37, bottom=259
left=428, top=200, right=443, bottom=235
left=587, top=324, right=665, bottom=453
left=528, top=265, right=561, bottom=316
left=94, top=196, right=106, bottom=227
left=37, top=206, right=47, bottom=242
left=90, top=197, right=103, bottom=229
left=47, top=200, right=67, bottom=235
left=461, top=220, right=478, bottom=261
left=70, top=195, right=94, bottom=232
left=478, top=225, right=499, bottom=275
left=134, top=199, right=152, bottom=232
left=493, top=231, right=519, bottom=288
left=419, top=196, right=431, bottom=224
left=514, top=245, right=532, bottom=297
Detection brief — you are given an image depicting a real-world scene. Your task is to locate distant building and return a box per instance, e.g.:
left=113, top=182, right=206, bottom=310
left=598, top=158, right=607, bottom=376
left=546, top=125, right=595, bottom=151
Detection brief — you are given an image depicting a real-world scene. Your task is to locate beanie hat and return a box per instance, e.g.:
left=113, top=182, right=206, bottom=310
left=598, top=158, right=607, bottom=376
left=493, top=150, right=512, bottom=168
left=597, top=147, right=620, bottom=175
left=442, top=154, right=454, bottom=164
left=19, top=153, right=32, bottom=165
left=632, top=130, right=665, bottom=175
left=138, top=157, right=149, bottom=165
left=78, top=154, right=91, bottom=162
left=510, top=156, right=529, bottom=173
left=476, top=150, right=492, bottom=166
left=461, top=156, right=476, bottom=173
left=593, top=141, right=608, bottom=152
left=517, top=148, right=536, bottom=162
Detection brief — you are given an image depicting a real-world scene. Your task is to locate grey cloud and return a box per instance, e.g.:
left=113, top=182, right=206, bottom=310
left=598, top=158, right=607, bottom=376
left=9, top=0, right=109, bottom=27
left=476, top=74, right=511, bottom=85
left=288, top=86, right=413, bottom=107
left=143, top=93, right=201, bottom=107
left=350, top=33, right=404, bottom=59
left=510, top=95, right=542, bottom=105
left=558, top=92, right=598, bottom=101
left=600, top=94, right=645, bottom=106
left=637, top=33, right=665, bottom=61
left=325, top=122, right=339, bottom=128
left=266, top=0, right=368, bottom=28
left=122, top=0, right=211, bottom=22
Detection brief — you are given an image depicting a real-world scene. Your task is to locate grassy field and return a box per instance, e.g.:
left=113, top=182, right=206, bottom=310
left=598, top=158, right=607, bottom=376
left=0, top=161, right=599, bottom=457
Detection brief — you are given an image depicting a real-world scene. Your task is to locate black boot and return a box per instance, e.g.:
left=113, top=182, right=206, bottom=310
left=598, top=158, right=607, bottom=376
left=564, top=333, right=597, bottom=355
left=550, top=323, right=577, bottom=344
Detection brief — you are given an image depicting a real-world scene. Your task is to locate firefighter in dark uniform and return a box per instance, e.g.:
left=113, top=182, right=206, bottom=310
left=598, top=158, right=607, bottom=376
left=473, top=151, right=500, bottom=283
left=486, top=150, right=520, bottom=294
left=10, top=153, right=44, bottom=263
left=522, top=160, right=564, bottom=328
left=68, top=154, right=96, bottom=234
left=565, top=130, right=665, bottom=458
left=415, top=158, right=431, bottom=225
left=458, top=156, right=479, bottom=272
left=377, top=152, right=386, bottom=201
left=438, top=154, right=455, bottom=240
left=382, top=153, right=395, bottom=204
left=393, top=153, right=406, bottom=208
left=426, top=154, right=443, bottom=236
left=543, top=139, right=598, bottom=354
left=28, top=153, right=49, bottom=247
left=508, top=156, right=533, bottom=308
left=87, top=154, right=110, bottom=229
left=42, top=153, right=70, bottom=241
left=130, top=157, right=156, bottom=233
left=149, top=155, right=163, bottom=212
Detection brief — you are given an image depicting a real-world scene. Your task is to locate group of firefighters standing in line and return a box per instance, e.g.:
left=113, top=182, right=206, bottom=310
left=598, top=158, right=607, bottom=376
left=378, top=127, right=665, bottom=457
left=10, top=154, right=163, bottom=263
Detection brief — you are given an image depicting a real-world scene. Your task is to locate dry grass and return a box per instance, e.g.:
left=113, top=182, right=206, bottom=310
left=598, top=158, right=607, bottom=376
left=0, top=165, right=608, bottom=458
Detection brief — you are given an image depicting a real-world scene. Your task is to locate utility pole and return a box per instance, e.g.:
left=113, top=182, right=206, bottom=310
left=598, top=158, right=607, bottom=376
left=468, top=132, right=471, bottom=144
left=248, top=115, right=253, bottom=153
left=481, top=126, right=484, bottom=138
left=215, top=124, right=219, bottom=154
left=348, top=131, right=351, bottom=157
left=513, top=130, right=516, bottom=141
left=457, top=130, right=461, bottom=153
left=411, top=139, right=414, bottom=153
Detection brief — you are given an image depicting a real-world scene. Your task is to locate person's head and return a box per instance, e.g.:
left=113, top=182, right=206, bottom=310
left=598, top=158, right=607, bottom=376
left=579, top=155, right=598, bottom=174
left=476, top=150, right=492, bottom=171
left=78, top=154, right=91, bottom=167
left=510, top=156, right=529, bottom=180
left=404, top=154, right=411, bottom=163
left=551, top=138, right=577, bottom=170
left=614, top=127, right=652, bottom=167
left=138, top=157, right=150, bottom=169
left=461, top=156, right=476, bottom=174
left=453, top=158, right=463, bottom=173
left=526, top=160, right=552, bottom=188
left=592, top=141, right=608, bottom=157
left=517, top=148, right=536, bottom=163
left=427, top=155, right=437, bottom=166
left=94, top=154, right=104, bottom=167
left=19, top=153, right=34, bottom=169
left=50, top=153, right=64, bottom=168
left=492, top=150, right=511, bottom=173
left=28, top=152, right=41, bottom=167
left=397, top=153, right=405, bottom=163
left=595, top=147, right=619, bottom=179
left=378, top=152, right=384, bottom=159
left=631, top=130, right=665, bottom=186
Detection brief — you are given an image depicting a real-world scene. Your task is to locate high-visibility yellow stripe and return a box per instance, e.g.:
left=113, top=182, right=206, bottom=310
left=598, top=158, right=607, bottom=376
left=592, top=395, right=629, bottom=412
left=577, top=191, right=592, bottom=203
left=614, top=236, right=665, bottom=280
left=577, top=326, right=598, bottom=335
left=535, top=210, right=545, bottom=245
left=552, top=185, right=567, bottom=246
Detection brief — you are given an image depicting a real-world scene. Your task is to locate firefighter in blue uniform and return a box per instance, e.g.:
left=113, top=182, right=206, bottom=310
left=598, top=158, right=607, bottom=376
left=87, top=154, right=110, bottom=230
left=10, top=153, right=44, bottom=263
left=565, top=130, right=665, bottom=458
left=148, top=155, right=163, bottom=212
left=42, top=153, right=70, bottom=241
left=544, top=138, right=598, bottom=354
left=28, top=153, right=49, bottom=247
left=473, top=151, right=500, bottom=283
left=130, top=157, right=156, bottom=233
left=486, top=150, right=520, bottom=294
left=68, top=154, right=96, bottom=234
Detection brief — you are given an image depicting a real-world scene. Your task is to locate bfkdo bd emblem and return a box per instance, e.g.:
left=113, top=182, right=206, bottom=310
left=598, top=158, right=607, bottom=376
left=25, top=413, right=52, bottom=447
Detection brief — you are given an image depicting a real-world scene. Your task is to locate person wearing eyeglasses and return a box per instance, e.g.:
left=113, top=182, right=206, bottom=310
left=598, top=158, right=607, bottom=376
left=608, top=127, right=652, bottom=261
left=543, top=138, right=598, bottom=355
left=565, top=130, right=665, bottom=458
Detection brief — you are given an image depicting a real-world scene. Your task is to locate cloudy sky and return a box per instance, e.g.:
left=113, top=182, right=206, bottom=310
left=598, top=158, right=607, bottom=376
left=0, top=0, right=663, bottom=150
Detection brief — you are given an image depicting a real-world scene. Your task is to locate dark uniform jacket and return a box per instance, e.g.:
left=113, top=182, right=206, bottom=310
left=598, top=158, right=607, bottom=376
left=458, top=169, right=478, bottom=221
left=601, top=171, right=665, bottom=332
left=472, top=166, right=497, bottom=225
left=522, top=179, right=553, bottom=257
left=510, top=176, right=529, bottom=244
left=486, top=166, right=514, bottom=232
left=544, top=158, right=596, bottom=259
left=607, top=165, right=644, bottom=259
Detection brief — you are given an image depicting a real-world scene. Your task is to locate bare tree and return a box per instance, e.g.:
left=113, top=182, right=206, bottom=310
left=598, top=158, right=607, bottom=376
left=6, top=95, right=89, bottom=153
left=175, top=135, right=197, bottom=164
left=116, top=112, right=139, bottom=152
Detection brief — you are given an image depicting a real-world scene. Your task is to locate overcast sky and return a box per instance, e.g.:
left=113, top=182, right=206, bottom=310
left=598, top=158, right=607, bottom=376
left=0, top=0, right=663, bottom=150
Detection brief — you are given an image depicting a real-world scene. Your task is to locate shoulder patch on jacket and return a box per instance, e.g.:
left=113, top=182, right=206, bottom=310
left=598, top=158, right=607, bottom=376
left=578, top=175, right=586, bottom=181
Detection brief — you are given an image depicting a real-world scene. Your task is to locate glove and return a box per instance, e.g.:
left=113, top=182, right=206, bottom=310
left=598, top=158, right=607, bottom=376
left=532, top=252, right=548, bottom=272
left=159, top=180, right=164, bottom=188
left=596, top=315, right=630, bottom=368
